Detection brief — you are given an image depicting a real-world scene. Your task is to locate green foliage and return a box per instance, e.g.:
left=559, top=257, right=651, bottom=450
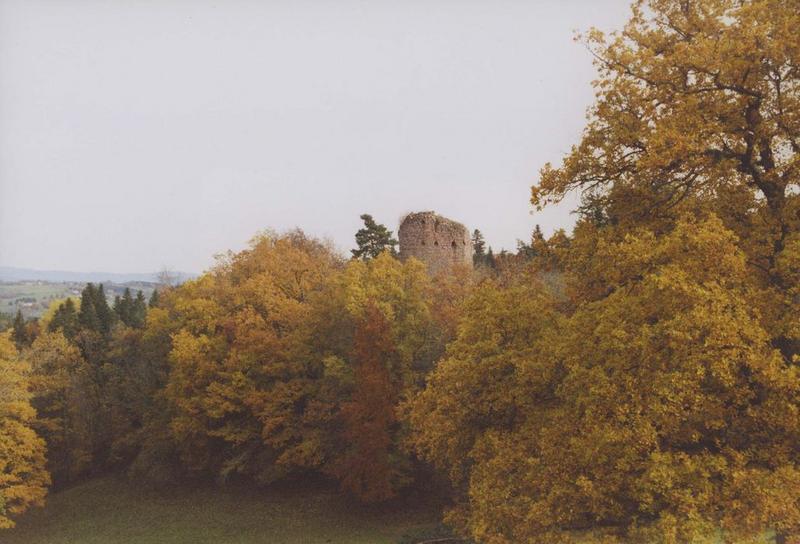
left=27, top=331, right=97, bottom=485
left=77, top=283, right=114, bottom=335
left=11, top=310, right=28, bottom=347
left=132, top=291, right=147, bottom=328
left=93, top=284, right=114, bottom=334
left=351, top=214, right=398, bottom=260
left=47, top=298, right=79, bottom=340
left=113, top=289, right=147, bottom=328
left=113, top=289, right=132, bottom=326
left=471, top=229, right=486, bottom=266
left=148, top=289, right=160, bottom=308
left=78, top=284, right=101, bottom=332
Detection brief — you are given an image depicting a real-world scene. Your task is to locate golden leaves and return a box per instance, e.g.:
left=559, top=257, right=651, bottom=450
left=0, top=333, right=49, bottom=528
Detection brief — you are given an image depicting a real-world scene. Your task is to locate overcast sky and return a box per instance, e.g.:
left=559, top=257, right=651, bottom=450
left=0, top=0, right=631, bottom=274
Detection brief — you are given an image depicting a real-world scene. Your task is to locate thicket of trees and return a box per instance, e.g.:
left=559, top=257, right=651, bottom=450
left=1, top=0, right=798, bottom=541
left=410, top=0, right=800, bottom=542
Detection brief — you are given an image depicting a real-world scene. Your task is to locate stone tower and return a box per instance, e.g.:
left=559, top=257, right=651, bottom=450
left=398, top=211, right=473, bottom=274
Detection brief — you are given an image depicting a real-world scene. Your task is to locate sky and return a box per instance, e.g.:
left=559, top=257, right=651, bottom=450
left=0, top=0, right=632, bottom=274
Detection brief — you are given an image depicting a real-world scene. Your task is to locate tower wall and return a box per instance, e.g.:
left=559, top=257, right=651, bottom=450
left=398, top=211, right=473, bottom=274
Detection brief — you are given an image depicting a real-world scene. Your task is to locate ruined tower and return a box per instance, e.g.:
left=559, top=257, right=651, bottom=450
left=398, top=211, right=473, bottom=274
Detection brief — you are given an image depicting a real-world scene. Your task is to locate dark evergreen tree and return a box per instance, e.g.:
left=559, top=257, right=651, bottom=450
left=485, top=247, right=497, bottom=270
left=148, top=289, right=160, bottom=308
left=115, top=288, right=134, bottom=326
left=48, top=298, right=79, bottom=339
left=516, top=228, right=541, bottom=261
left=79, top=284, right=100, bottom=331
left=94, top=284, right=114, bottom=334
left=351, top=214, right=398, bottom=260
left=131, top=291, right=147, bottom=328
left=12, top=309, right=28, bottom=347
left=471, top=229, right=487, bottom=266
left=532, top=224, right=544, bottom=243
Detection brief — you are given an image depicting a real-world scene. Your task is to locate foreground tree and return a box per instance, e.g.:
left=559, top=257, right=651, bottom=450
left=411, top=216, right=800, bottom=543
left=0, top=334, right=49, bottom=528
left=534, top=0, right=800, bottom=362
left=534, top=0, right=799, bottom=245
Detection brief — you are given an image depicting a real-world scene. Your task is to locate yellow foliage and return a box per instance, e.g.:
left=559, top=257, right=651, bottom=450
left=0, top=333, right=49, bottom=528
left=533, top=0, right=799, bottom=305
left=161, top=231, right=343, bottom=481
left=410, top=216, right=800, bottom=543
left=339, top=252, right=435, bottom=390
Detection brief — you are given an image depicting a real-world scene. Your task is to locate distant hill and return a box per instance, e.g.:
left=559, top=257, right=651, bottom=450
left=0, top=266, right=198, bottom=284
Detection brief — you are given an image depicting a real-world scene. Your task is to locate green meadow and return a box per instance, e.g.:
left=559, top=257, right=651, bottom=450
left=2, top=476, right=443, bottom=544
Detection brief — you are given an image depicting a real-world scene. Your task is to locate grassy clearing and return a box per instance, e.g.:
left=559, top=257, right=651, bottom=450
left=2, top=476, right=442, bottom=544
left=0, top=282, right=76, bottom=318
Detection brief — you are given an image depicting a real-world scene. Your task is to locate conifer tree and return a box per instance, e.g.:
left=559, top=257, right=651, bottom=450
left=12, top=310, right=28, bottom=347
left=131, top=291, right=147, bottom=328
left=78, top=284, right=99, bottom=331
left=485, top=247, right=497, bottom=270
left=471, top=229, right=486, bottom=266
left=48, top=299, right=79, bottom=340
left=148, top=289, right=160, bottom=308
left=115, top=288, right=134, bottom=326
left=94, top=284, right=113, bottom=334
left=351, top=214, right=398, bottom=260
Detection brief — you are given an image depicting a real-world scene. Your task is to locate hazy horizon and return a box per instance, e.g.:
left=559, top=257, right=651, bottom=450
left=0, top=1, right=632, bottom=274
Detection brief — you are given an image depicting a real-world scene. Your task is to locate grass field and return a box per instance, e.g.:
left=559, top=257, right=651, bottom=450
left=0, top=282, right=78, bottom=318
left=1, top=476, right=444, bottom=544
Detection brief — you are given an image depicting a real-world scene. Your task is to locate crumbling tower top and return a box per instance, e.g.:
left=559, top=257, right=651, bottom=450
left=398, top=211, right=473, bottom=274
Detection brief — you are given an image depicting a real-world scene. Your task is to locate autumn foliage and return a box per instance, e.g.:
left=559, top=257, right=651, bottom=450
left=331, top=305, right=402, bottom=502
left=1, top=0, right=799, bottom=541
left=408, top=0, right=800, bottom=542
left=411, top=216, right=800, bottom=542
left=0, top=334, right=49, bottom=528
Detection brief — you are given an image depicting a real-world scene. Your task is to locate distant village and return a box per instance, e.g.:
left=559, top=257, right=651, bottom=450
left=0, top=280, right=158, bottom=319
